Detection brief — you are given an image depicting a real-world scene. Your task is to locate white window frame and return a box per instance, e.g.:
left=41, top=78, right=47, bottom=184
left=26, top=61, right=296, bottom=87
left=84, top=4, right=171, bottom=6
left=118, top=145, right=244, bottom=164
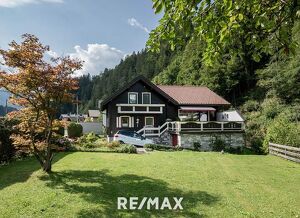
left=117, top=116, right=134, bottom=128
left=120, top=116, right=130, bottom=128
left=145, top=117, right=154, bottom=127
left=142, top=92, right=151, bottom=104
left=128, top=92, right=138, bottom=104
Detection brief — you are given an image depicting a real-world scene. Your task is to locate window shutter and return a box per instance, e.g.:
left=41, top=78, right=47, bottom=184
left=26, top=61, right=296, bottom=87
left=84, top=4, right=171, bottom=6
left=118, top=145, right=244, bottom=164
left=116, top=117, right=121, bottom=128
left=129, top=117, right=131, bottom=128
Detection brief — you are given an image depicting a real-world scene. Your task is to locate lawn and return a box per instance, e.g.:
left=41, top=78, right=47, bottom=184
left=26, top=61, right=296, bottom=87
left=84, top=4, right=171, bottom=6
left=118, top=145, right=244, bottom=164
left=0, top=151, right=299, bottom=218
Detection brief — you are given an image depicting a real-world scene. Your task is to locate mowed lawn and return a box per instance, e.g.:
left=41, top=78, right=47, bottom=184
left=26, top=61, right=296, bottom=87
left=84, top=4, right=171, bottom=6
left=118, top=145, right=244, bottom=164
left=0, top=152, right=299, bottom=218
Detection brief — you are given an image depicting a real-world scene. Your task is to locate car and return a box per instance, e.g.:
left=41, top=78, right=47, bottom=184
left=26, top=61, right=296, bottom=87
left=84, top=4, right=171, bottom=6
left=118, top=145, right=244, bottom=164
left=113, top=130, right=154, bottom=147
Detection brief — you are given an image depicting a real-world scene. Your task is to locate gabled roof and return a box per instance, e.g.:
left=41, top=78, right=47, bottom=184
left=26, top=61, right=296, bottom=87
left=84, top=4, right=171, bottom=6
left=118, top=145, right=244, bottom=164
left=157, top=85, right=230, bottom=105
left=101, top=76, right=177, bottom=109
left=101, top=76, right=230, bottom=109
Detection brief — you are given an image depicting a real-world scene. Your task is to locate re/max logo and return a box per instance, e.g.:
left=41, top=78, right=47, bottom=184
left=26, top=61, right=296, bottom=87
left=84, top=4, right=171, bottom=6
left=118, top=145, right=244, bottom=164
left=117, top=197, right=183, bottom=210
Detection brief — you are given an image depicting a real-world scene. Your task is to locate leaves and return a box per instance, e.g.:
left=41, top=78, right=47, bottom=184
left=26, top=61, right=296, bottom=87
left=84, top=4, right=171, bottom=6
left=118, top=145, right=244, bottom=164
left=0, top=34, right=82, bottom=171
left=148, top=0, right=299, bottom=67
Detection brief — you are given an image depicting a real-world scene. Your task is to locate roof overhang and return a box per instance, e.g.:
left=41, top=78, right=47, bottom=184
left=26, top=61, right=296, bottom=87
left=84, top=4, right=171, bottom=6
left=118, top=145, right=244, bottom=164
left=179, top=107, right=216, bottom=112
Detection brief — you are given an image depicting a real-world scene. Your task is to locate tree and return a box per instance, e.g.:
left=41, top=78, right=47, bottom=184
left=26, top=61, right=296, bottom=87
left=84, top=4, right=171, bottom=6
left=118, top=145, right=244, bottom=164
left=148, top=0, right=299, bottom=68
left=0, top=34, right=82, bottom=172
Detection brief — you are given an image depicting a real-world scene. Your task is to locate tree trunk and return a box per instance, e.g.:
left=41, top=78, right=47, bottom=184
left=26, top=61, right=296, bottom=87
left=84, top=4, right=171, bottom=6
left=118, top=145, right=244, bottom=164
left=43, top=160, right=52, bottom=173
left=42, top=152, right=53, bottom=173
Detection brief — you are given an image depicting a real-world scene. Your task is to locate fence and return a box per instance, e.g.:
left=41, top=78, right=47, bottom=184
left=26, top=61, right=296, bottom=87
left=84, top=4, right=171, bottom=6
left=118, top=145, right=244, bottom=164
left=269, top=142, right=300, bottom=163
left=79, top=122, right=103, bottom=135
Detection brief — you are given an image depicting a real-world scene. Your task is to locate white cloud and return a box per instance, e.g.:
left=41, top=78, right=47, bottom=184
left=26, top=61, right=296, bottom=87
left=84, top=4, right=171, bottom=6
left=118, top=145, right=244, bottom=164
left=46, top=50, right=59, bottom=59
left=0, top=0, right=63, bottom=8
left=69, top=44, right=124, bottom=77
left=128, top=18, right=150, bottom=33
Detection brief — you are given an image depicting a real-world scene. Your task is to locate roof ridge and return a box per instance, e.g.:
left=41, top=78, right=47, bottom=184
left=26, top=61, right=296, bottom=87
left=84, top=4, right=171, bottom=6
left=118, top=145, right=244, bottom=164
left=157, top=84, right=208, bottom=88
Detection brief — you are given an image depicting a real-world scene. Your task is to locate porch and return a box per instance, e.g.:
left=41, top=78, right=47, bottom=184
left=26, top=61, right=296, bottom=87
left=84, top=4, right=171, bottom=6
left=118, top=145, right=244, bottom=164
left=137, top=121, right=245, bottom=137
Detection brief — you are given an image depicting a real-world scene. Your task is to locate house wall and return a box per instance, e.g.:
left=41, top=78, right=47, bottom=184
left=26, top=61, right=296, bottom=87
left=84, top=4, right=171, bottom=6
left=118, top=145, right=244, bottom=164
left=105, top=81, right=178, bottom=136
left=179, top=132, right=245, bottom=150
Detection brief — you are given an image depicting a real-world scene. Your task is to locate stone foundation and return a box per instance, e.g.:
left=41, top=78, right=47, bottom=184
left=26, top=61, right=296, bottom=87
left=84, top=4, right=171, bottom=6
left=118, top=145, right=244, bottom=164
left=179, top=132, right=245, bottom=150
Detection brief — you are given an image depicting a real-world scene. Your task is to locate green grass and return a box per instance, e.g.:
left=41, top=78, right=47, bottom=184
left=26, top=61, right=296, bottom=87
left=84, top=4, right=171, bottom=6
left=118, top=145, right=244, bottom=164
left=0, top=151, right=299, bottom=218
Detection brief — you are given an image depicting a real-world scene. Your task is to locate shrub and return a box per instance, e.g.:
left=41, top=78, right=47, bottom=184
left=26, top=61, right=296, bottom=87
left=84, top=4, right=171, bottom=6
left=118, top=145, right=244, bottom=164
left=224, top=146, right=242, bottom=154
left=0, top=118, right=15, bottom=163
left=211, top=138, right=226, bottom=151
left=263, top=116, right=300, bottom=151
left=67, top=122, right=83, bottom=138
left=108, top=141, right=121, bottom=149
left=144, top=144, right=180, bottom=151
left=193, top=142, right=201, bottom=151
left=79, top=132, right=99, bottom=144
left=116, top=144, right=137, bottom=153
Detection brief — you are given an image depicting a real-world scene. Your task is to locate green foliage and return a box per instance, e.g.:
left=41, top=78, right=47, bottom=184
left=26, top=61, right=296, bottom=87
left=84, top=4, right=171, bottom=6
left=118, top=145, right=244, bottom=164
left=77, top=133, right=100, bottom=148
left=264, top=116, right=300, bottom=151
left=0, top=118, right=15, bottom=163
left=193, top=142, right=201, bottom=151
left=67, top=122, right=83, bottom=138
left=144, top=143, right=181, bottom=151
left=116, top=144, right=137, bottom=154
left=148, top=0, right=299, bottom=66
left=211, top=138, right=227, bottom=152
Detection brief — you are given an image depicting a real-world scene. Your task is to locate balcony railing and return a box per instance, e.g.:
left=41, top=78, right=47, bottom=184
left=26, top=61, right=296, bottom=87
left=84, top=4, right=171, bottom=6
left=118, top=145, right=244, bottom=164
left=137, top=121, right=245, bottom=137
left=168, top=121, right=245, bottom=133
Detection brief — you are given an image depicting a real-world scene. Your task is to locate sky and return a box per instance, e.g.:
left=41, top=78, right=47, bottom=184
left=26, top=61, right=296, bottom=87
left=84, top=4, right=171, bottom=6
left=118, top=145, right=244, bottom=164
left=0, top=0, right=162, bottom=76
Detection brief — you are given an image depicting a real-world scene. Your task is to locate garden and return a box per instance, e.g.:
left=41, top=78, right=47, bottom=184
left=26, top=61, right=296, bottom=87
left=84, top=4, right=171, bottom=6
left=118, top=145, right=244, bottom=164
left=0, top=151, right=299, bottom=217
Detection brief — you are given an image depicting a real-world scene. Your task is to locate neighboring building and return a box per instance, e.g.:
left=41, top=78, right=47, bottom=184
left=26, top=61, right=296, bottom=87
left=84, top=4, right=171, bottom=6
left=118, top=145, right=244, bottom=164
left=100, top=76, right=245, bottom=149
left=60, top=114, right=87, bottom=122
left=88, top=110, right=101, bottom=122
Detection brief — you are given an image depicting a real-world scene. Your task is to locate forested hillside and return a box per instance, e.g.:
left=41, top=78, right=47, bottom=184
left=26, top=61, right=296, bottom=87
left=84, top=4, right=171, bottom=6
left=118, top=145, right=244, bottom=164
left=77, top=45, right=177, bottom=111
left=77, top=1, right=300, bottom=152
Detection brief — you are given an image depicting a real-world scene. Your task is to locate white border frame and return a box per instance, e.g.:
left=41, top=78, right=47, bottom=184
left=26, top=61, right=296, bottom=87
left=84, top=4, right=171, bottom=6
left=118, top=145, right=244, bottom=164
left=142, top=92, right=151, bottom=104
left=128, top=92, right=138, bottom=104
left=144, top=116, right=154, bottom=127
left=119, top=116, right=131, bottom=128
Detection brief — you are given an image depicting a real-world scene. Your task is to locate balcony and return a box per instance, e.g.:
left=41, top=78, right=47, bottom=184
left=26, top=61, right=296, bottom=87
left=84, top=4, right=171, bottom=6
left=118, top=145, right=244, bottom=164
left=116, top=103, right=165, bottom=114
left=169, top=121, right=245, bottom=133
left=137, top=121, right=245, bottom=137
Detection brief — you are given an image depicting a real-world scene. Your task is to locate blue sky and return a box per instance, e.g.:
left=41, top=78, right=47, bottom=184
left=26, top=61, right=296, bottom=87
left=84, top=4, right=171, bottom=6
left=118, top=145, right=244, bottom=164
left=0, top=0, right=161, bottom=76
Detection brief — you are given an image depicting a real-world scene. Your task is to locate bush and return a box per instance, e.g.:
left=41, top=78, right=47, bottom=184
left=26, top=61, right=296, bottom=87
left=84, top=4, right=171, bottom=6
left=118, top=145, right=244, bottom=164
left=193, top=142, right=201, bottom=151
left=224, top=146, right=242, bottom=154
left=211, top=138, right=226, bottom=151
left=144, top=144, right=180, bottom=151
left=0, top=118, right=15, bottom=163
left=116, top=144, right=137, bottom=153
left=263, top=116, right=300, bottom=151
left=78, top=133, right=99, bottom=144
left=67, top=122, right=83, bottom=138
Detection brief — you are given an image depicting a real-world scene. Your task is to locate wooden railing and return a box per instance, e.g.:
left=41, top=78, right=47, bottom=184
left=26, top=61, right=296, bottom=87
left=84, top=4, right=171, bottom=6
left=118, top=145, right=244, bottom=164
left=269, top=142, right=300, bottom=163
left=138, top=121, right=245, bottom=137
left=169, top=121, right=245, bottom=133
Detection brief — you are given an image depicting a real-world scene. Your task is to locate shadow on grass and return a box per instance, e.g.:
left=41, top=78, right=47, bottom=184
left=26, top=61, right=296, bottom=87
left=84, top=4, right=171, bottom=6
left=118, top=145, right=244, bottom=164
left=39, top=170, right=219, bottom=217
left=0, top=152, right=68, bottom=190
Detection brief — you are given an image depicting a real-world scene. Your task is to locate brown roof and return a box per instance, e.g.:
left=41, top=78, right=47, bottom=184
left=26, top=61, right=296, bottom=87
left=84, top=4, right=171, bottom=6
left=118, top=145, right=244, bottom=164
left=157, top=85, right=230, bottom=105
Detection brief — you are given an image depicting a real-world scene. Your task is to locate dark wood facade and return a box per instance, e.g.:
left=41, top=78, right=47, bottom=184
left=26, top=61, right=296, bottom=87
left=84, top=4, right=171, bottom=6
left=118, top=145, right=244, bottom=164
left=101, top=76, right=230, bottom=137
left=101, top=78, right=178, bottom=136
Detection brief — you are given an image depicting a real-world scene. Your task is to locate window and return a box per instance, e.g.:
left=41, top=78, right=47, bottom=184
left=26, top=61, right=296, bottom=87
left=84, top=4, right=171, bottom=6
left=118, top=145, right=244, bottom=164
left=145, top=117, right=154, bottom=127
left=121, top=116, right=130, bottom=127
left=142, top=92, right=151, bottom=104
left=128, top=92, right=138, bottom=104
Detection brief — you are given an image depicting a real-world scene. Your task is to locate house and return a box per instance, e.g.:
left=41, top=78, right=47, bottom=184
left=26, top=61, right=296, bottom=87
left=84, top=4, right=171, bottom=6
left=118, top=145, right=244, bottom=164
left=60, top=113, right=87, bottom=122
left=100, top=76, right=245, bottom=149
left=88, top=110, right=101, bottom=122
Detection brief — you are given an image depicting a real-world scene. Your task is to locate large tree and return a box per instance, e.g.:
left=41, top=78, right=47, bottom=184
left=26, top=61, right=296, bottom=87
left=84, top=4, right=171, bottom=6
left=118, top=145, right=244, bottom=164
left=148, top=0, right=299, bottom=70
left=0, top=34, right=82, bottom=172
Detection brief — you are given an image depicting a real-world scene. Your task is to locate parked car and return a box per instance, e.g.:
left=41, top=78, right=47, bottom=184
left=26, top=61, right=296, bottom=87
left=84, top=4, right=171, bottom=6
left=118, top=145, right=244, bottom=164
left=113, top=130, right=154, bottom=147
